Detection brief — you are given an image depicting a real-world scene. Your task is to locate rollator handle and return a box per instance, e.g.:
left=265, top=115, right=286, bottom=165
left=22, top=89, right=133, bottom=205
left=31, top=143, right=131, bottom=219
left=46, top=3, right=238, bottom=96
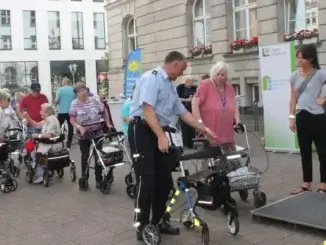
left=5, top=128, right=23, bottom=132
left=105, top=131, right=124, bottom=138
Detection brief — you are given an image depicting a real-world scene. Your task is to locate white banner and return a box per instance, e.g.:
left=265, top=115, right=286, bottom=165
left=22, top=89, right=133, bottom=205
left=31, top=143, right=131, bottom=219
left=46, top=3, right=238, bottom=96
left=259, top=42, right=298, bottom=152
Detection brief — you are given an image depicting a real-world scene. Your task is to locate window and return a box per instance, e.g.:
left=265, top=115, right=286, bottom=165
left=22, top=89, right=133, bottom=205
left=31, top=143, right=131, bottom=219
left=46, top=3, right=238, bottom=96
left=0, top=61, right=38, bottom=93
left=23, top=11, right=37, bottom=50
left=193, top=0, right=211, bottom=47
left=126, top=17, right=137, bottom=54
left=71, top=12, right=84, bottom=49
left=253, top=84, right=259, bottom=102
left=93, top=13, right=106, bottom=49
left=48, top=11, right=61, bottom=49
left=233, top=0, right=257, bottom=39
left=232, top=84, right=240, bottom=95
left=0, top=10, right=12, bottom=50
left=284, top=0, right=318, bottom=33
left=1, top=10, right=10, bottom=26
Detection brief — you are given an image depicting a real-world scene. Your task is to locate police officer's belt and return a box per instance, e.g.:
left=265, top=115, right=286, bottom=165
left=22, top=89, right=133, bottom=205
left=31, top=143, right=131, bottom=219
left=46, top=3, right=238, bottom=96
left=131, top=116, right=176, bottom=133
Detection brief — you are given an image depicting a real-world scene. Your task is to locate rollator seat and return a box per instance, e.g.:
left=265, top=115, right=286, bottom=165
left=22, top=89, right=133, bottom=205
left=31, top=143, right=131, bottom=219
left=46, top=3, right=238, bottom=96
left=186, top=169, right=220, bottom=183
left=40, top=148, right=71, bottom=170
left=34, top=134, right=65, bottom=144
left=100, top=146, right=124, bottom=166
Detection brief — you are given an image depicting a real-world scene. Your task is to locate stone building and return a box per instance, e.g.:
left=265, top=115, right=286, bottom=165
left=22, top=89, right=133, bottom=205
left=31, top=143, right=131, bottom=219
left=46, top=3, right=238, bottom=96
left=105, top=0, right=324, bottom=108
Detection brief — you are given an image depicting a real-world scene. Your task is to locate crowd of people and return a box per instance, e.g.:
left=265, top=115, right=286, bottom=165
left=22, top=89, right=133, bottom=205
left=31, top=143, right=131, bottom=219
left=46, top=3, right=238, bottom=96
left=1, top=44, right=326, bottom=242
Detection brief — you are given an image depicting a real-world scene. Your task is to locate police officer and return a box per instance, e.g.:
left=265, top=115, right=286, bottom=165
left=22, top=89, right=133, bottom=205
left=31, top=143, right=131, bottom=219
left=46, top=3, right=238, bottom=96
left=128, top=51, right=216, bottom=240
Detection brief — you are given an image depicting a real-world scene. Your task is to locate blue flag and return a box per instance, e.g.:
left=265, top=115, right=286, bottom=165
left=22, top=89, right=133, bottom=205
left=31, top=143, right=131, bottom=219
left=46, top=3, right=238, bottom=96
left=124, top=48, right=143, bottom=97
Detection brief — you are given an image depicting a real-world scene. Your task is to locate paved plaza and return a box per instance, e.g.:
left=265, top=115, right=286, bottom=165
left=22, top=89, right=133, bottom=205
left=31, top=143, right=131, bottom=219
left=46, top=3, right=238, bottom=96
left=1, top=133, right=326, bottom=245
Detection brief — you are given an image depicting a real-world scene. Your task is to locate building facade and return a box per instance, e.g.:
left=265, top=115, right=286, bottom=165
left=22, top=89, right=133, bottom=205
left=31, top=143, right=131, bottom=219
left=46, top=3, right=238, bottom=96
left=0, top=0, right=107, bottom=102
left=105, top=0, right=324, bottom=107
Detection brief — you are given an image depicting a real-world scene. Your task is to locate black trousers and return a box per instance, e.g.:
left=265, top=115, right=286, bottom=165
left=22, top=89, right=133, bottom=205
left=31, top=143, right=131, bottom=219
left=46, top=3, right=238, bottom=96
left=128, top=122, right=174, bottom=226
left=57, top=113, right=73, bottom=145
left=180, top=120, right=195, bottom=149
left=78, top=137, right=103, bottom=182
left=296, top=110, right=326, bottom=183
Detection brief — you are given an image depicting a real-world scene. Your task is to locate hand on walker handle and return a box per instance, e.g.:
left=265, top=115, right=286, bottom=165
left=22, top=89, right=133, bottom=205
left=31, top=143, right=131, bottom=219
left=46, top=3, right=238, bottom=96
left=158, top=134, right=169, bottom=153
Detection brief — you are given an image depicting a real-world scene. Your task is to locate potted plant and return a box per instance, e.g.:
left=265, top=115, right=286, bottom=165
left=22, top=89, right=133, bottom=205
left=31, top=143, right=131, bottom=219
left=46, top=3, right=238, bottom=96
left=230, top=39, right=245, bottom=53
left=189, top=45, right=213, bottom=58
left=244, top=36, right=258, bottom=52
left=301, top=28, right=319, bottom=44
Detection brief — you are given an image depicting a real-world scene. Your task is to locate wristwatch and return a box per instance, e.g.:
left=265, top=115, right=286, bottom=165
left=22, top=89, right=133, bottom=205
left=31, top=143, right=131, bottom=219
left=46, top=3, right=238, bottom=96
left=289, top=114, right=295, bottom=119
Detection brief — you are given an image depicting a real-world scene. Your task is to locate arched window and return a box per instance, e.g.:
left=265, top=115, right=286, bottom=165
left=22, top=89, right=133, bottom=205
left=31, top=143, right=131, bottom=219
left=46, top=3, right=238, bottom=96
left=125, top=17, right=137, bottom=55
left=193, top=0, right=211, bottom=47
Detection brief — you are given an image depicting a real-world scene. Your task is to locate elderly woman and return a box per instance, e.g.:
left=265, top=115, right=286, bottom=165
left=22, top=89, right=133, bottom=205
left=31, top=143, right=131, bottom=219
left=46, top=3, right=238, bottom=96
left=69, top=82, right=112, bottom=189
left=176, top=76, right=197, bottom=148
left=0, top=90, right=18, bottom=129
left=192, top=62, right=240, bottom=171
left=25, top=103, right=62, bottom=183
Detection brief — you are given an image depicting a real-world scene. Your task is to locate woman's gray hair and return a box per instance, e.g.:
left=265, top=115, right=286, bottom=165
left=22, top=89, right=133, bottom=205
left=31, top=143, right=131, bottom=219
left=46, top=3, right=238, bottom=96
left=0, top=90, right=10, bottom=101
left=41, top=103, right=56, bottom=116
left=74, top=82, right=87, bottom=92
left=210, top=61, right=231, bottom=80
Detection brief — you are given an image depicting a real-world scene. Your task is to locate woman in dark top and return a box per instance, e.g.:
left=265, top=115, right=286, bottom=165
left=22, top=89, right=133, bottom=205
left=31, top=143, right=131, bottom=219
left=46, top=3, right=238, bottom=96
left=176, top=76, right=197, bottom=148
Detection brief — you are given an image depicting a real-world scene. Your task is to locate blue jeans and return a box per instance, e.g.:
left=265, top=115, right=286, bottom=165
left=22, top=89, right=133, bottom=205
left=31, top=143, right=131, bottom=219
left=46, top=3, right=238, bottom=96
left=30, top=151, right=44, bottom=178
left=28, top=127, right=43, bottom=178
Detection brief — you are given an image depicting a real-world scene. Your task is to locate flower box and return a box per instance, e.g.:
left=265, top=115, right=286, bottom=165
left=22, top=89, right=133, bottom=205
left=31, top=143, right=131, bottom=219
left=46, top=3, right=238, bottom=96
left=232, top=48, right=244, bottom=54
left=189, top=45, right=212, bottom=58
left=245, top=46, right=258, bottom=52
left=302, top=36, right=319, bottom=45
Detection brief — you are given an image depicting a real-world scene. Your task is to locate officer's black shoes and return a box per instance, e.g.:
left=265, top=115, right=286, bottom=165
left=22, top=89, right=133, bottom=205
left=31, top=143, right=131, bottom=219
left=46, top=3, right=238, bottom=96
left=159, top=221, right=180, bottom=235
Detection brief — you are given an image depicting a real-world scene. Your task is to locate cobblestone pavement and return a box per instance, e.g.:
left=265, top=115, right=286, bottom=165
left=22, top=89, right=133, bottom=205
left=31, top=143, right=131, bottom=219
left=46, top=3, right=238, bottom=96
left=2, top=134, right=326, bottom=245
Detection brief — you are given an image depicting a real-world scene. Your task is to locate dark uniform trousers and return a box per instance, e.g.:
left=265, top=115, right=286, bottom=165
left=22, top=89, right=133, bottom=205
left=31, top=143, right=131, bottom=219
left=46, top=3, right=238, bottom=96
left=128, top=120, right=175, bottom=226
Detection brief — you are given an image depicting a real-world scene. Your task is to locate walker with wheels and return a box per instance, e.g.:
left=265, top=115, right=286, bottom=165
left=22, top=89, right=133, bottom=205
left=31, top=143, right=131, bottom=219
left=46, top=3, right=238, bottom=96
left=141, top=144, right=240, bottom=245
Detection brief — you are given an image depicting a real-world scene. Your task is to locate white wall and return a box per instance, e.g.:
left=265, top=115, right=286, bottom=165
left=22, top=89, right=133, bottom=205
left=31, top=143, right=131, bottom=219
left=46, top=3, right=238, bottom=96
left=0, top=0, right=107, bottom=101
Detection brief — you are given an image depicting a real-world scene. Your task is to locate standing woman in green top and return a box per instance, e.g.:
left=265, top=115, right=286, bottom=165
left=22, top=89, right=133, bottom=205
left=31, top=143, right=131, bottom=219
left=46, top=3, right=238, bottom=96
left=289, top=44, right=326, bottom=195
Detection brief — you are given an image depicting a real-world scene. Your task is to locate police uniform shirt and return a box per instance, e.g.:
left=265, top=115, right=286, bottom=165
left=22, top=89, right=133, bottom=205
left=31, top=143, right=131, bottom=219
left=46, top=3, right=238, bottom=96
left=130, top=66, right=187, bottom=127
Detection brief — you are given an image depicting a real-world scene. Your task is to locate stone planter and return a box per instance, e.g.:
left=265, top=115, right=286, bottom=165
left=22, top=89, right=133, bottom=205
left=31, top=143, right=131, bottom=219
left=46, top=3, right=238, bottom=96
left=232, top=48, right=244, bottom=54
left=245, top=46, right=258, bottom=52
left=302, top=36, right=319, bottom=45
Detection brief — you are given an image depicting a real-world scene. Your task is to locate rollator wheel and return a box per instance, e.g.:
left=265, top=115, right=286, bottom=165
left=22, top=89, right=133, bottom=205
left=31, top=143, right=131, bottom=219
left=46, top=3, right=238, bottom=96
left=126, top=184, right=136, bottom=199
left=43, top=170, right=50, bottom=187
left=142, top=224, right=161, bottom=245
left=25, top=168, right=34, bottom=184
left=56, top=169, right=64, bottom=178
left=201, top=225, right=210, bottom=245
left=70, top=166, right=76, bottom=182
left=124, top=173, right=133, bottom=185
left=78, top=177, right=89, bottom=191
left=48, top=170, right=54, bottom=178
left=253, top=191, right=267, bottom=208
left=9, top=179, right=18, bottom=192
left=239, top=190, right=249, bottom=201
left=0, top=179, right=10, bottom=193
left=227, top=212, right=239, bottom=236
left=11, top=165, right=20, bottom=177
left=100, top=180, right=111, bottom=195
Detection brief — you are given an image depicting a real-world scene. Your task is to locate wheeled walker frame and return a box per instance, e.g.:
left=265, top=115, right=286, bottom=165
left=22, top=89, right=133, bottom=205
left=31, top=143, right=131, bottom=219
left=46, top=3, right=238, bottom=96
left=78, top=131, right=125, bottom=194
left=141, top=145, right=240, bottom=245
left=25, top=134, right=76, bottom=187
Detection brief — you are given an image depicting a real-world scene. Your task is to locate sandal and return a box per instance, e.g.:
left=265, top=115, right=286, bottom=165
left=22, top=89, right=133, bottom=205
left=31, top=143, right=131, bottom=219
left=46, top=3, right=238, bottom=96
left=290, top=186, right=311, bottom=195
left=316, top=188, right=326, bottom=194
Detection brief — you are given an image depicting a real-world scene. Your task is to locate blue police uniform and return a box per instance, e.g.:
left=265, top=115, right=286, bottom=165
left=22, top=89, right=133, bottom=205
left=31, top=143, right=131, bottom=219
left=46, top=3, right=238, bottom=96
left=128, top=66, right=186, bottom=238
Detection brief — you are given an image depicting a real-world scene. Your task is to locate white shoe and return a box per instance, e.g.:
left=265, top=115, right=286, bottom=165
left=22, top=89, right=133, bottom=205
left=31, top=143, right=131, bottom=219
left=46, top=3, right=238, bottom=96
left=34, top=176, right=43, bottom=184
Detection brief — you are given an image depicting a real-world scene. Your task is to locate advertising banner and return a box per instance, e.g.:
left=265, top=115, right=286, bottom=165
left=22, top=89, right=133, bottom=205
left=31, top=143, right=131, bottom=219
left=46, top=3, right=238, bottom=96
left=259, top=42, right=298, bottom=152
left=124, top=48, right=143, bottom=97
